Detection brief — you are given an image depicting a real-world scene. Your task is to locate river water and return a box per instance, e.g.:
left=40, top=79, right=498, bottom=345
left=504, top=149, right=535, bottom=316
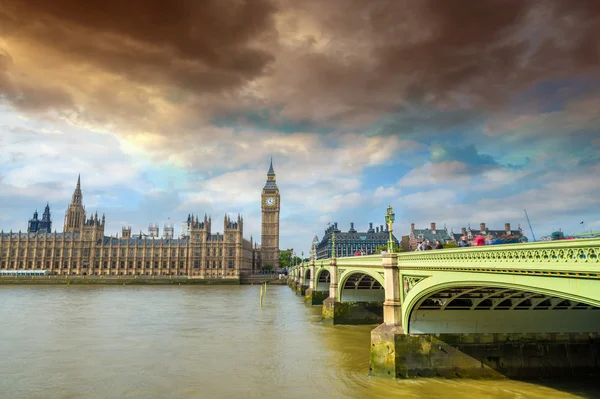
left=0, top=285, right=598, bottom=399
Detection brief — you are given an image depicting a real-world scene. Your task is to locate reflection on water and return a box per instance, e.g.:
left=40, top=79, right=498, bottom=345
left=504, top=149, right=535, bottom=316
left=0, top=285, right=598, bottom=399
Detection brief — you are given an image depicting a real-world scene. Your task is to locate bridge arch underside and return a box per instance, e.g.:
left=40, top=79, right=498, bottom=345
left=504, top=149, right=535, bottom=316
left=316, top=269, right=330, bottom=291
left=408, top=286, right=600, bottom=335
left=340, top=272, right=385, bottom=303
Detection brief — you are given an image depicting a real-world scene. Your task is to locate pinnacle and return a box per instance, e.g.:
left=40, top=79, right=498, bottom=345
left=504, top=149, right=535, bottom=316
left=267, top=157, right=275, bottom=175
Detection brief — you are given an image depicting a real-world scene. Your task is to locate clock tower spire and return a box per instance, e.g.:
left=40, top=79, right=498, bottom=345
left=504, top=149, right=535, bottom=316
left=261, top=158, right=280, bottom=269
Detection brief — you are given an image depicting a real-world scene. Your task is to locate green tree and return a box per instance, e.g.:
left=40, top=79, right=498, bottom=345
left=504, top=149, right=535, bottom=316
left=443, top=241, right=457, bottom=248
left=374, top=243, right=403, bottom=254
left=278, top=249, right=293, bottom=269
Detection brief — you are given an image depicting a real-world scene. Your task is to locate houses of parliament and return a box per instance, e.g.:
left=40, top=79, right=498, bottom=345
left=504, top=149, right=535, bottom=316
left=0, top=161, right=281, bottom=278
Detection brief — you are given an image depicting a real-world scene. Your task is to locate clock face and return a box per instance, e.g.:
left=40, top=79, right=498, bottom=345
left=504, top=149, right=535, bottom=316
left=265, top=196, right=275, bottom=206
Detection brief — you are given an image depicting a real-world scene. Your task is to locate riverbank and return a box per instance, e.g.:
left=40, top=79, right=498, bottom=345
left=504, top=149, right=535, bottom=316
left=0, top=276, right=240, bottom=285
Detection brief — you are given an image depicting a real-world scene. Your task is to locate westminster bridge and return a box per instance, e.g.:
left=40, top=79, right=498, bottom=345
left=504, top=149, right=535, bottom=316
left=287, top=238, right=600, bottom=379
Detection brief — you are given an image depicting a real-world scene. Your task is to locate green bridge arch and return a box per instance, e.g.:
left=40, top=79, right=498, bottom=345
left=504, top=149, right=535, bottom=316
left=402, top=271, right=600, bottom=334
left=338, top=268, right=385, bottom=303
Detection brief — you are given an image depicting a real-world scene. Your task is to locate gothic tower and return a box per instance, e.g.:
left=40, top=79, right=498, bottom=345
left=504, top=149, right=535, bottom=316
left=261, top=158, right=280, bottom=268
left=63, top=174, right=86, bottom=233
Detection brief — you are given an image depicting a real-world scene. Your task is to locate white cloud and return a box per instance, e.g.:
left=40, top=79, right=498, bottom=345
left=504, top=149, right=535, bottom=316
left=397, top=162, right=472, bottom=188
left=374, top=185, right=400, bottom=198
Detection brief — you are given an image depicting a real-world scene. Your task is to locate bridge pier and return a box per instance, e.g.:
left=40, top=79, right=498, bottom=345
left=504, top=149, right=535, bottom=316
left=371, top=332, right=600, bottom=379
left=293, top=264, right=306, bottom=296
left=321, top=257, right=383, bottom=324
left=370, top=253, right=408, bottom=375
left=304, top=260, right=327, bottom=305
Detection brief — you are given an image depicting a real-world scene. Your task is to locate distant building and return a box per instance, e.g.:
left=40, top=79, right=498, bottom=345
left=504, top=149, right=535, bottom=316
left=316, top=222, right=399, bottom=259
left=0, top=171, right=270, bottom=276
left=163, top=223, right=174, bottom=239
left=409, top=222, right=526, bottom=249
left=148, top=223, right=159, bottom=238
left=455, top=223, right=526, bottom=245
left=27, top=204, right=52, bottom=234
left=409, top=223, right=454, bottom=251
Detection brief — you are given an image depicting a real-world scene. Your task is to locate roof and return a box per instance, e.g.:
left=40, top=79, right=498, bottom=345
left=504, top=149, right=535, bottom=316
left=263, top=180, right=278, bottom=190
left=317, top=230, right=399, bottom=249
left=467, top=229, right=522, bottom=237
left=267, top=158, right=275, bottom=175
left=1, top=232, right=81, bottom=239
left=412, top=228, right=453, bottom=242
left=101, top=236, right=190, bottom=246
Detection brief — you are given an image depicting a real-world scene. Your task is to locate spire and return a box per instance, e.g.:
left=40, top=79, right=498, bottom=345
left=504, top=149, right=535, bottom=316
left=263, top=158, right=278, bottom=190
left=72, top=174, right=83, bottom=204
left=267, top=157, right=275, bottom=175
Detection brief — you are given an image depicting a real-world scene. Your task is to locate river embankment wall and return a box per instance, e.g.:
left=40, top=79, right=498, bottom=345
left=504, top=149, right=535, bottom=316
left=0, top=276, right=240, bottom=285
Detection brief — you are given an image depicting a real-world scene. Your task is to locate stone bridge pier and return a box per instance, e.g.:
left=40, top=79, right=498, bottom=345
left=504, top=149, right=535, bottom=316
left=304, top=259, right=328, bottom=305
left=321, top=257, right=385, bottom=325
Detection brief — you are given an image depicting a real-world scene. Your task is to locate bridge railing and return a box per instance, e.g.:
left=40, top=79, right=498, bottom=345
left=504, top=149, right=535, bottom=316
left=293, top=239, right=599, bottom=275
left=397, top=238, right=599, bottom=274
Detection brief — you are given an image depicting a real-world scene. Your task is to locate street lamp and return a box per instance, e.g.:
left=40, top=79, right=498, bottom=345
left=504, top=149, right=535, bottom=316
left=331, top=230, right=336, bottom=259
left=385, top=204, right=395, bottom=253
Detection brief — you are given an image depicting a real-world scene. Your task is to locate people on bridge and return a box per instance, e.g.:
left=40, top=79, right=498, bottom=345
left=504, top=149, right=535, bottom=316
left=458, top=236, right=469, bottom=247
left=435, top=240, right=444, bottom=249
left=474, top=234, right=485, bottom=246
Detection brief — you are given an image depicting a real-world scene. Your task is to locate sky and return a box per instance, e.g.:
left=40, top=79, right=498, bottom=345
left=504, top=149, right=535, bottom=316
left=1, top=0, right=599, bottom=254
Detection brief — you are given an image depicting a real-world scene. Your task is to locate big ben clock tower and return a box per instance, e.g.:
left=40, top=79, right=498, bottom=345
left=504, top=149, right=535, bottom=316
left=261, top=158, right=280, bottom=268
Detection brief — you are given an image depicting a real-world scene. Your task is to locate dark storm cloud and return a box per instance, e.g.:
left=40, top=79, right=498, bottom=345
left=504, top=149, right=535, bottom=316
left=268, top=0, right=600, bottom=127
left=0, top=48, right=74, bottom=112
left=0, top=0, right=278, bottom=94
left=1, top=0, right=599, bottom=132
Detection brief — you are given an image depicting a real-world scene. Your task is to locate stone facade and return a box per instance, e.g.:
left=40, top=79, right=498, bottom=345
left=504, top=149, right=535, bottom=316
left=0, top=172, right=270, bottom=277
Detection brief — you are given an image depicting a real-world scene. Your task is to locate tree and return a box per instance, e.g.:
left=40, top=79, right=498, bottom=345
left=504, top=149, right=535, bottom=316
left=443, top=241, right=457, bottom=248
left=374, top=243, right=403, bottom=254
left=278, top=249, right=293, bottom=269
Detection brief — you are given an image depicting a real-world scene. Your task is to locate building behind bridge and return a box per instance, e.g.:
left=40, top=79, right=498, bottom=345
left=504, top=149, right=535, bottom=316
left=316, top=222, right=400, bottom=259
left=409, top=222, right=526, bottom=250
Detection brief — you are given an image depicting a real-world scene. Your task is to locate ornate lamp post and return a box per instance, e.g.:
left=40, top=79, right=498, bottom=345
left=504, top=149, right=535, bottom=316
left=385, top=204, right=395, bottom=253
left=331, top=230, right=336, bottom=259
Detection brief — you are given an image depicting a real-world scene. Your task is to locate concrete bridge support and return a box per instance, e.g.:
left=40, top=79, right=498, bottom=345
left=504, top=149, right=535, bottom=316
left=304, top=261, right=327, bottom=305
left=305, top=264, right=328, bottom=305
left=295, top=264, right=308, bottom=296
left=322, top=258, right=384, bottom=325
left=288, top=268, right=300, bottom=291
left=322, top=258, right=341, bottom=323
left=370, top=253, right=407, bottom=376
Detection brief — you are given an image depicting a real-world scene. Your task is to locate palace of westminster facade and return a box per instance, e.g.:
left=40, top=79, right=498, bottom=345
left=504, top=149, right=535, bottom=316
left=0, top=162, right=281, bottom=278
